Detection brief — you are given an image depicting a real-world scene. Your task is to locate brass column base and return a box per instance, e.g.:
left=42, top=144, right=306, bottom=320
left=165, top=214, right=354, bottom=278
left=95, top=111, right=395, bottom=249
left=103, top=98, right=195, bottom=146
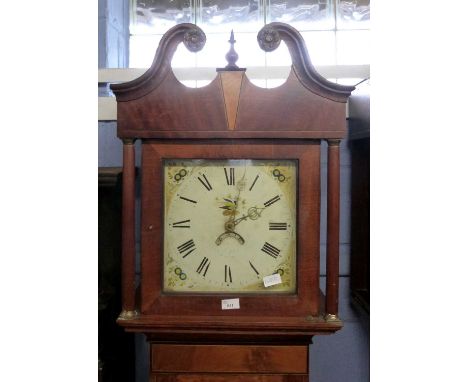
left=118, top=310, right=139, bottom=320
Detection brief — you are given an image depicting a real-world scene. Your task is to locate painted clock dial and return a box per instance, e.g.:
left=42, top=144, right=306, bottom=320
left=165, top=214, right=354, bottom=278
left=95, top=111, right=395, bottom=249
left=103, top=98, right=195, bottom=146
left=163, top=159, right=297, bottom=293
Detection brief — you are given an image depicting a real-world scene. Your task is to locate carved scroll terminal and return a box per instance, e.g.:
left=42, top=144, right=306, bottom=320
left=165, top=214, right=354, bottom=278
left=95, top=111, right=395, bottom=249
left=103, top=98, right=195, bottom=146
left=183, top=27, right=206, bottom=52
left=257, top=27, right=281, bottom=52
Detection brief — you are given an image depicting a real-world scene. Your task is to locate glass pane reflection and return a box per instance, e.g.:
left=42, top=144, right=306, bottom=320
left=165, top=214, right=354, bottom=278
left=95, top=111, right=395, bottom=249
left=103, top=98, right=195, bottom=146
left=269, top=0, right=334, bottom=30
left=200, top=0, right=261, bottom=32
left=133, top=0, right=192, bottom=34
left=337, top=0, right=370, bottom=29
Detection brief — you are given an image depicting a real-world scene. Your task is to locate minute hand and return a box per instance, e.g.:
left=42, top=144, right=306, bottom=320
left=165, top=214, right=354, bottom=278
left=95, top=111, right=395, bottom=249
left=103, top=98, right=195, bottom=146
left=233, top=206, right=266, bottom=226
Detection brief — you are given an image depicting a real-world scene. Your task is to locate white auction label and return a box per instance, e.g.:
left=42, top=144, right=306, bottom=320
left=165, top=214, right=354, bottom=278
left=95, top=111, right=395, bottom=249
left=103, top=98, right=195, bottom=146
left=221, top=298, right=240, bottom=310
left=263, top=273, right=282, bottom=287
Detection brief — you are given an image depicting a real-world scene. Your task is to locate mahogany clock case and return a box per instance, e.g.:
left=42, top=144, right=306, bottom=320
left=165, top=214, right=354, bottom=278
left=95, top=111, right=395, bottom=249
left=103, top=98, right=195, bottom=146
left=110, top=21, right=354, bottom=341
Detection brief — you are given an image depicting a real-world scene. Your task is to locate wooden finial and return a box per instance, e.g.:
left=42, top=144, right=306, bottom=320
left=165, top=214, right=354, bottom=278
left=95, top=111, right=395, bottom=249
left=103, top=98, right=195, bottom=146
left=225, top=30, right=238, bottom=69
left=217, top=30, right=246, bottom=72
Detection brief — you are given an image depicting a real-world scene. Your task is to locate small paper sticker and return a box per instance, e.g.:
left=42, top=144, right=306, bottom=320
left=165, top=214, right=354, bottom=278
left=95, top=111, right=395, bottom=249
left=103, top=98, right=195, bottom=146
left=263, top=273, right=282, bottom=287
left=221, top=298, right=240, bottom=310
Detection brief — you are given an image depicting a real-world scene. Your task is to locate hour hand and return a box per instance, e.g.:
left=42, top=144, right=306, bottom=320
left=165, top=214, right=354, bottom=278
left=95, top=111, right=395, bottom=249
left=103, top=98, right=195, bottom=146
left=215, top=217, right=246, bottom=245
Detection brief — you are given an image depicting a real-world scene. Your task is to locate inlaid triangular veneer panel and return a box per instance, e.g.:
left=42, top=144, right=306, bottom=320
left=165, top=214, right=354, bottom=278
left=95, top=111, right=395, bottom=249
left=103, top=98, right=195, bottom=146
left=219, top=71, right=245, bottom=131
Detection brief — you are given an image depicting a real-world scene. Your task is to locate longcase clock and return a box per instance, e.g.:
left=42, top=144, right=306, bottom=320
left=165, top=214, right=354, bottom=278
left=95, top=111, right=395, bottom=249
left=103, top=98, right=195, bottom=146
left=110, top=22, right=354, bottom=382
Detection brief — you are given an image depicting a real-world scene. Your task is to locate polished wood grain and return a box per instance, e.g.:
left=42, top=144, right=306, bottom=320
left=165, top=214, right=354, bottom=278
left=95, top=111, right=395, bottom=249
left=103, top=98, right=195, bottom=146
left=235, top=70, right=346, bottom=134
left=115, top=68, right=346, bottom=139
left=325, top=140, right=340, bottom=316
left=140, top=141, right=320, bottom=319
left=121, top=140, right=136, bottom=314
left=117, top=70, right=227, bottom=136
left=151, top=344, right=308, bottom=373
left=119, top=313, right=342, bottom=340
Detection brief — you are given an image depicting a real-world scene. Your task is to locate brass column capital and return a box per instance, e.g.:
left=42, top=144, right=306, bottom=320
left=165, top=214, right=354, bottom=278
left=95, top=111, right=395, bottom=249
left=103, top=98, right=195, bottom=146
left=122, top=138, right=136, bottom=145
left=327, top=139, right=341, bottom=146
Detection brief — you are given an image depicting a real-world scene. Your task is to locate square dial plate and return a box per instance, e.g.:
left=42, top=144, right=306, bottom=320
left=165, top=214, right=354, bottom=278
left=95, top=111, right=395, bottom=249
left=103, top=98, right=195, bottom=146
left=163, top=159, right=297, bottom=294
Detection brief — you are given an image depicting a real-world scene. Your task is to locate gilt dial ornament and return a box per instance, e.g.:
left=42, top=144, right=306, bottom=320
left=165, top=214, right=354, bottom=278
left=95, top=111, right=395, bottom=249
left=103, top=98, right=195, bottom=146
left=163, top=159, right=297, bottom=293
